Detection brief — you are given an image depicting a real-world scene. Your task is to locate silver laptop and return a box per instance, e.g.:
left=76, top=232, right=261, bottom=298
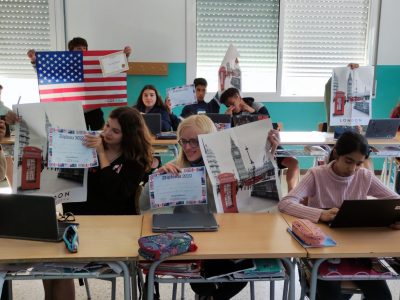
left=0, top=194, right=76, bottom=242
left=365, top=119, right=400, bottom=139
left=152, top=213, right=218, bottom=232
left=329, top=199, right=400, bottom=228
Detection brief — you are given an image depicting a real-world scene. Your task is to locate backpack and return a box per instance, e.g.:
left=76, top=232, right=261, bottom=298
left=138, top=232, right=197, bottom=261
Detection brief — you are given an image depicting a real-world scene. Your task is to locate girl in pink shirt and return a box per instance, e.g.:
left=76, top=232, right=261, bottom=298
left=279, top=131, right=398, bottom=300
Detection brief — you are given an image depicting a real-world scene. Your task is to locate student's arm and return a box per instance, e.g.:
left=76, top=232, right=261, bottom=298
left=367, top=171, right=400, bottom=199
left=278, top=170, right=325, bottom=223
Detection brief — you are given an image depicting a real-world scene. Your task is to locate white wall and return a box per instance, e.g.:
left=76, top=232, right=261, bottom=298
left=377, top=0, right=400, bottom=65
left=64, top=0, right=186, bottom=63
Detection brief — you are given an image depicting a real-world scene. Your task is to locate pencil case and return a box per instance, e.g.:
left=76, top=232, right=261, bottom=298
left=138, top=232, right=198, bottom=261
left=292, top=219, right=326, bottom=246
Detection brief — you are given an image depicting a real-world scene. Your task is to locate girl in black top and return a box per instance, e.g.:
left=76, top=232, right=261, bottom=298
left=134, top=84, right=173, bottom=132
left=64, top=107, right=153, bottom=215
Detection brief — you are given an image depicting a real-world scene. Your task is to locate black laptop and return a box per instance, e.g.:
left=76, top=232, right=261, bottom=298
left=143, top=113, right=162, bottom=135
left=0, top=194, right=76, bottom=242
left=152, top=212, right=218, bottom=232
left=205, top=113, right=232, bottom=131
left=365, top=119, right=400, bottom=139
left=329, top=199, right=400, bottom=228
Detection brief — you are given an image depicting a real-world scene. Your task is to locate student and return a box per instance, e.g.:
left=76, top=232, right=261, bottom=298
left=134, top=84, right=173, bottom=132
left=45, top=107, right=153, bottom=300
left=180, top=78, right=220, bottom=118
left=278, top=131, right=399, bottom=300
left=27, top=37, right=132, bottom=131
left=164, top=97, right=181, bottom=131
left=220, top=87, right=300, bottom=191
left=140, top=115, right=280, bottom=299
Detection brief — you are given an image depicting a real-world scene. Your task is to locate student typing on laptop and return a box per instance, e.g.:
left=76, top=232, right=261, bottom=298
left=140, top=114, right=281, bottom=299
left=278, top=131, right=400, bottom=300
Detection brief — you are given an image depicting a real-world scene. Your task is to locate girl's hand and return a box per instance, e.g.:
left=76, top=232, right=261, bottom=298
left=165, top=97, right=172, bottom=114
left=319, top=208, right=339, bottom=222
left=5, top=111, right=21, bottom=125
left=83, top=134, right=105, bottom=154
left=157, top=162, right=181, bottom=175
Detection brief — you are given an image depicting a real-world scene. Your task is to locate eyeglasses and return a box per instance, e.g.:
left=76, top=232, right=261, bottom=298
left=178, top=138, right=199, bottom=148
left=63, top=224, right=79, bottom=253
left=58, top=212, right=76, bottom=222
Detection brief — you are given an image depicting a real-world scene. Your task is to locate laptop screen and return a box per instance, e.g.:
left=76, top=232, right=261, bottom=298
left=365, top=119, right=400, bottom=139
left=143, top=113, right=162, bottom=135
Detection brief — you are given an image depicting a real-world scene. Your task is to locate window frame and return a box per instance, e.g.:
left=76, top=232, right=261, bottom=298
left=185, top=0, right=380, bottom=102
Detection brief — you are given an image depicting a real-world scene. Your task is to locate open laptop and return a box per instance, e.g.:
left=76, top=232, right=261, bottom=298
left=0, top=194, right=76, bottom=242
left=365, top=119, right=400, bottom=139
left=329, top=199, right=400, bottom=228
left=152, top=212, right=218, bottom=232
left=205, top=113, right=232, bottom=131
left=143, top=113, right=162, bottom=135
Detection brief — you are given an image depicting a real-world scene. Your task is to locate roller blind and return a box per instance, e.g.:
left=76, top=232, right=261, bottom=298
left=281, top=0, right=371, bottom=96
left=196, top=0, right=280, bottom=93
left=0, top=0, right=52, bottom=76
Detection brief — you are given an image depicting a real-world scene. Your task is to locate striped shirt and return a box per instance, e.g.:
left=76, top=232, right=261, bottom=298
left=278, top=161, right=400, bottom=223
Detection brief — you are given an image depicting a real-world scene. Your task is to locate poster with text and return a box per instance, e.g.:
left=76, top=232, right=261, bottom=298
left=199, top=119, right=281, bottom=213
left=330, top=66, right=374, bottom=126
left=12, top=102, right=88, bottom=204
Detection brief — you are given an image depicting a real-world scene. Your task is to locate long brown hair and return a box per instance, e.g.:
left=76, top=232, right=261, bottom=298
left=109, top=107, right=153, bottom=172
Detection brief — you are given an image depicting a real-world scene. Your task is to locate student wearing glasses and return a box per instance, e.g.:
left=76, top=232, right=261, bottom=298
left=140, top=114, right=280, bottom=299
left=278, top=131, right=400, bottom=300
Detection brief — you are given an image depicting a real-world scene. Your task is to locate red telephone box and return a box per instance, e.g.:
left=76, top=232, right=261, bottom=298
left=333, top=91, right=346, bottom=116
left=21, top=146, right=42, bottom=190
left=217, top=172, right=238, bottom=213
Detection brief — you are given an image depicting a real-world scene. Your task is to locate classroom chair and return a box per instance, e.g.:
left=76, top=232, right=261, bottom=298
left=83, top=278, right=117, bottom=300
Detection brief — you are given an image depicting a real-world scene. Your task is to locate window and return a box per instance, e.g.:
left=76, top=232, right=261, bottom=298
left=188, top=0, right=378, bottom=100
left=0, top=0, right=64, bottom=105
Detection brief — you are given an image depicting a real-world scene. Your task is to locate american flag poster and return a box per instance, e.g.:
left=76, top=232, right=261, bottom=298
left=36, top=50, right=127, bottom=109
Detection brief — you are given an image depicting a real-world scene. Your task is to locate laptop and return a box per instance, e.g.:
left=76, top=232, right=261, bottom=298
left=0, top=194, right=76, bottom=242
left=205, top=113, right=232, bottom=131
left=232, top=114, right=278, bottom=130
left=365, top=119, right=400, bottom=139
left=143, top=113, right=162, bottom=135
left=329, top=199, right=400, bottom=228
left=152, top=213, right=218, bottom=232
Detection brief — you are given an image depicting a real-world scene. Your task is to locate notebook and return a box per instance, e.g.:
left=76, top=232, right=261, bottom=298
left=365, top=119, right=400, bottom=139
left=143, top=113, right=162, bottom=135
left=152, top=213, right=218, bottom=232
left=329, top=199, right=400, bottom=228
left=205, top=113, right=232, bottom=131
left=0, top=194, right=76, bottom=242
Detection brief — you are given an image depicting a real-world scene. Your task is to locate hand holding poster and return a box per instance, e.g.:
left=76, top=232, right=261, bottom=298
left=166, top=84, right=197, bottom=108
left=149, top=167, right=207, bottom=209
left=329, top=66, right=374, bottom=126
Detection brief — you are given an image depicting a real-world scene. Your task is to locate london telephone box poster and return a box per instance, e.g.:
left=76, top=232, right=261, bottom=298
left=12, top=102, right=88, bottom=204
left=330, top=66, right=374, bottom=126
left=199, top=119, right=281, bottom=213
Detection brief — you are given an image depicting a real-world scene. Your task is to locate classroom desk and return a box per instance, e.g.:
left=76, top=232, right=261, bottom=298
left=280, top=131, right=400, bottom=147
left=281, top=214, right=400, bottom=300
left=141, top=213, right=307, bottom=300
left=150, top=137, right=179, bottom=158
left=0, top=215, right=142, bottom=300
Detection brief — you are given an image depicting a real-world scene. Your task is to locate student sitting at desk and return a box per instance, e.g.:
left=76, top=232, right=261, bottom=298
left=27, top=37, right=132, bottom=131
left=278, top=131, right=400, bottom=300
left=219, top=87, right=300, bottom=191
left=140, top=114, right=280, bottom=299
left=180, top=78, right=220, bottom=118
left=134, top=84, right=173, bottom=132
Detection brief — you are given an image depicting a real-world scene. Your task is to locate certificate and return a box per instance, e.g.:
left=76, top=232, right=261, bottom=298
left=99, top=51, right=129, bottom=77
left=149, top=167, right=207, bottom=209
left=48, top=128, right=99, bottom=168
left=166, top=84, right=197, bottom=108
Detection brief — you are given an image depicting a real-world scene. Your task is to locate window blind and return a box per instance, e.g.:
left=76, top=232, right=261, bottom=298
left=196, top=0, right=280, bottom=92
left=0, top=0, right=51, bottom=76
left=281, top=0, right=370, bottom=96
